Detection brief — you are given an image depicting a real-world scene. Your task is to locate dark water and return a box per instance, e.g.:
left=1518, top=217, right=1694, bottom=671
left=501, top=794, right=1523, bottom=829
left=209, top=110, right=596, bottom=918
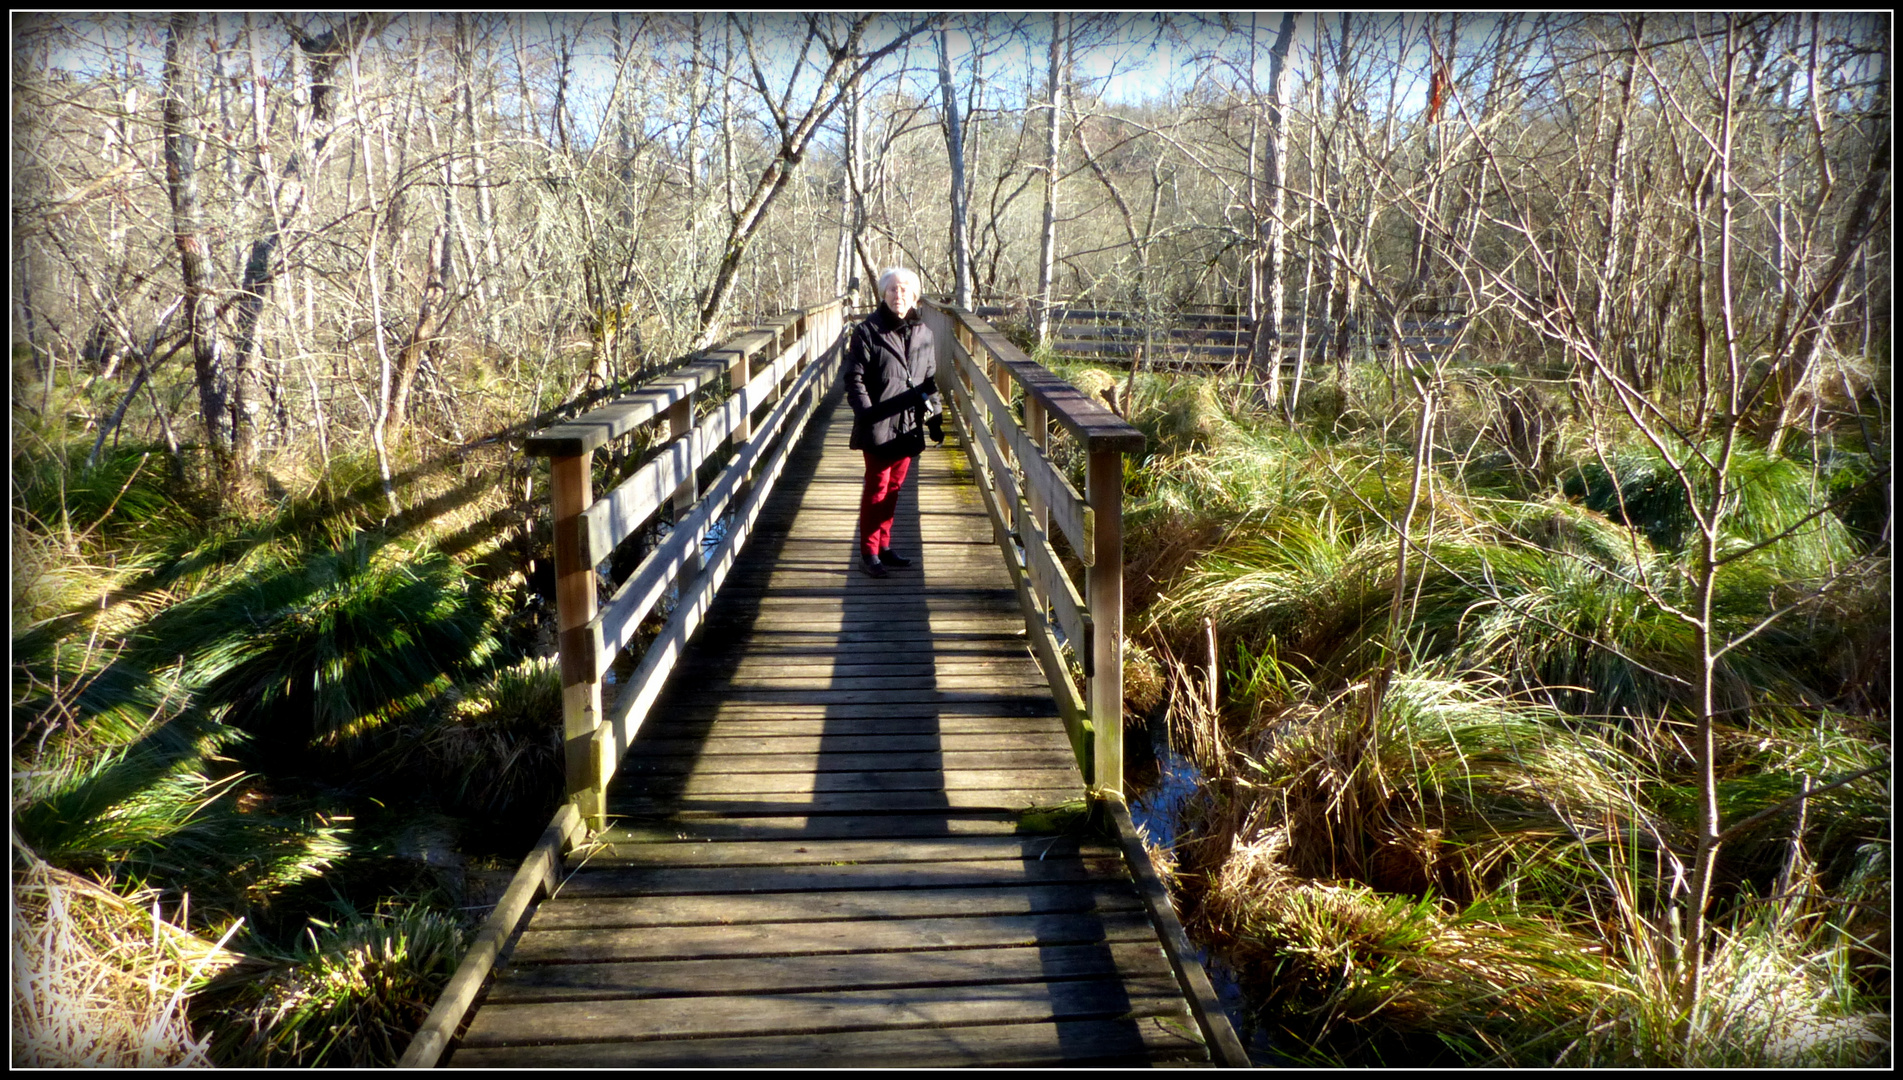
left=1127, top=717, right=1291, bottom=1066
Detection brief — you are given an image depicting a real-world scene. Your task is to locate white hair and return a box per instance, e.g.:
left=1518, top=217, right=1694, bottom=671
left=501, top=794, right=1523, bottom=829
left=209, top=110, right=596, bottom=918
left=877, top=266, right=920, bottom=294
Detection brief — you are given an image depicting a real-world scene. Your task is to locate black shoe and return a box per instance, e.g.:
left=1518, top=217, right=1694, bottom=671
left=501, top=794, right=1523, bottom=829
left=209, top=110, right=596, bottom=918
left=879, top=549, right=912, bottom=568
left=860, top=554, right=888, bottom=578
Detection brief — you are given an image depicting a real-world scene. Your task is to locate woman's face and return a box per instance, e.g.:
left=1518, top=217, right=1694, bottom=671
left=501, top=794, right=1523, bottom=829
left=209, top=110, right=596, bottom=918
left=883, top=275, right=918, bottom=316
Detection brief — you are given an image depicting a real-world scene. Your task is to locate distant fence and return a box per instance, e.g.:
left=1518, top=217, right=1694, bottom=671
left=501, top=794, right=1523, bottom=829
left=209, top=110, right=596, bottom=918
left=974, top=302, right=1469, bottom=371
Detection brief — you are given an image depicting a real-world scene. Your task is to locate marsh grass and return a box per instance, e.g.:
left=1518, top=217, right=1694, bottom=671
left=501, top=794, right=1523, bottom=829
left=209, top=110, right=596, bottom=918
left=1120, top=358, right=1889, bottom=1066
left=388, top=653, right=565, bottom=822
left=10, top=419, right=551, bottom=1065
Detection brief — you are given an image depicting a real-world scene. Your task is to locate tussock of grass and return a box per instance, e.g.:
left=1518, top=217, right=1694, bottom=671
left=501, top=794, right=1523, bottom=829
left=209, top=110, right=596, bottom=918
left=199, top=903, right=468, bottom=1068
left=388, top=654, right=564, bottom=820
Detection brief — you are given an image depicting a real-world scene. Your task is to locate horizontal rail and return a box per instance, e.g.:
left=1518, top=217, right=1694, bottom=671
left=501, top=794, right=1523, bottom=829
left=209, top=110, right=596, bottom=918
left=583, top=345, right=827, bottom=682
left=580, top=336, right=810, bottom=569
left=946, top=333, right=1093, bottom=561
left=948, top=313, right=1145, bottom=455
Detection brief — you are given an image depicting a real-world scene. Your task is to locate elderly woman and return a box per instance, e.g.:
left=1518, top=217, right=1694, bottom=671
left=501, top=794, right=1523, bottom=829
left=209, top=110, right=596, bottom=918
left=843, top=266, right=943, bottom=578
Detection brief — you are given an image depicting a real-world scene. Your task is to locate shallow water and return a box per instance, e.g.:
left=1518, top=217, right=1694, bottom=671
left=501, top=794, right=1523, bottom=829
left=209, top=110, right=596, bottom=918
left=1127, top=719, right=1291, bottom=1065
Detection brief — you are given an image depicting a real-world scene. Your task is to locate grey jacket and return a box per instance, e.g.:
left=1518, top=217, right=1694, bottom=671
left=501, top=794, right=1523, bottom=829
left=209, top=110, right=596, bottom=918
left=844, top=303, right=939, bottom=459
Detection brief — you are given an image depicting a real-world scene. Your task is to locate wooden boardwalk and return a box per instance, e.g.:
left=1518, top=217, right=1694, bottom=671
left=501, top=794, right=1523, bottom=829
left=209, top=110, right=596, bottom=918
left=444, top=387, right=1218, bottom=1068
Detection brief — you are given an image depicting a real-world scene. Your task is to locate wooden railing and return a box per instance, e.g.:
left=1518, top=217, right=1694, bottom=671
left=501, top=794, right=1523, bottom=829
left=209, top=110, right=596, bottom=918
left=400, top=301, right=847, bottom=1067
left=524, top=298, right=849, bottom=829
left=920, top=300, right=1146, bottom=799
left=917, top=306, right=1247, bottom=1064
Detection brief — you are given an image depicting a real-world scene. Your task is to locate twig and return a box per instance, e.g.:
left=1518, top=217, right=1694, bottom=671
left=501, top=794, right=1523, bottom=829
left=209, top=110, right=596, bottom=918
left=1714, top=760, right=1891, bottom=845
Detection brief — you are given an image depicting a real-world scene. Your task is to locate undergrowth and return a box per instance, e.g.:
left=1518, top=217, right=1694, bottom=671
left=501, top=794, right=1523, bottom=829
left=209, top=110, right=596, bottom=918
left=1070, top=355, right=1892, bottom=1066
left=11, top=380, right=561, bottom=1065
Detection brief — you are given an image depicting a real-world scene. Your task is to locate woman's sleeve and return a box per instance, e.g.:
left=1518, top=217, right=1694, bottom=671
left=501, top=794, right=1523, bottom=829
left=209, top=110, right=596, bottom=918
left=842, top=323, right=873, bottom=415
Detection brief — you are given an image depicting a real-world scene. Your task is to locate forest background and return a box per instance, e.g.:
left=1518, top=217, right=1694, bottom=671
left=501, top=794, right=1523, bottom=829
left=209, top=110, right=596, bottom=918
left=11, top=11, right=1891, bottom=1067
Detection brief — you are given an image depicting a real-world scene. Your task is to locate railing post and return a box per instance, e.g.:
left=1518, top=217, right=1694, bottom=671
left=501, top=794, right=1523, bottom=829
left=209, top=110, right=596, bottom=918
left=728, top=344, right=752, bottom=445
left=1086, top=444, right=1124, bottom=800
left=1025, top=397, right=1050, bottom=538
left=669, top=390, right=701, bottom=583
left=550, top=451, right=605, bottom=831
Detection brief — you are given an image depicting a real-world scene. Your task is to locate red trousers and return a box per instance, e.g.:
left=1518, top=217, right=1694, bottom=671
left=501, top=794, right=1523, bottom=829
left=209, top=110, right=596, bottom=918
left=858, top=451, right=912, bottom=560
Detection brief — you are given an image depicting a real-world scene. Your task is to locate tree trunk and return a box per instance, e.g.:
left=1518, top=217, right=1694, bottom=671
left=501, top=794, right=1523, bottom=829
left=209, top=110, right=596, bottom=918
left=1034, top=12, right=1066, bottom=346
left=938, top=20, right=973, bottom=310
left=385, top=224, right=451, bottom=437
left=1253, top=13, right=1299, bottom=414
left=162, top=13, right=239, bottom=490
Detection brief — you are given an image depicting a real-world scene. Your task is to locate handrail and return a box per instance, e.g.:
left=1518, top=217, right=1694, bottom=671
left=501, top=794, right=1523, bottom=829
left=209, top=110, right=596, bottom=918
left=919, top=300, right=1143, bottom=800
left=523, top=298, right=849, bottom=829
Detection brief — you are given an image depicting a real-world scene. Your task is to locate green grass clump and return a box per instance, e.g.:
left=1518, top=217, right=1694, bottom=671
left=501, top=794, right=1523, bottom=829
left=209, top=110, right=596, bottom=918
left=387, top=653, right=564, bottom=822
left=136, top=532, right=502, bottom=751
left=12, top=706, right=353, bottom=918
left=199, top=903, right=467, bottom=1068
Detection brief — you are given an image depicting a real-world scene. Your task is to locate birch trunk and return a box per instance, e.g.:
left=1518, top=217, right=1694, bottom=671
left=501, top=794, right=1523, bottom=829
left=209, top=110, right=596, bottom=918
left=938, top=21, right=973, bottom=310
left=1035, top=12, right=1065, bottom=345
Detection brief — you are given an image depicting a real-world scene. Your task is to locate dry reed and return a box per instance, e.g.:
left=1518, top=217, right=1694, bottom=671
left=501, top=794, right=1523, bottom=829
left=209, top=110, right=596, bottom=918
left=10, top=845, right=246, bottom=1067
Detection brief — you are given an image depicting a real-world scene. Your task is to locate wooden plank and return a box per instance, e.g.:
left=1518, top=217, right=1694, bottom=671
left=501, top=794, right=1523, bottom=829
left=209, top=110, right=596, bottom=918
left=1107, top=801, right=1250, bottom=1066
left=1016, top=489, right=1089, bottom=658
left=572, top=330, right=809, bottom=568
left=655, top=677, right=1057, bottom=698
left=646, top=690, right=1059, bottom=710
left=640, top=700, right=1060, bottom=720
left=1003, top=420, right=1093, bottom=564
left=652, top=689, right=1062, bottom=708
left=456, top=976, right=1192, bottom=1048
left=950, top=330, right=1092, bottom=559
left=631, top=719, right=1069, bottom=741
left=523, top=359, right=724, bottom=457
left=579, top=425, right=704, bottom=567
left=619, top=750, right=1081, bottom=775
left=935, top=303, right=1145, bottom=454
left=620, top=767, right=1085, bottom=796
left=449, top=1015, right=1210, bottom=1068
left=671, top=654, right=1042, bottom=676
left=528, top=881, right=1145, bottom=930
left=548, top=855, right=1128, bottom=902
left=585, top=834, right=1115, bottom=865
left=608, top=789, right=1083, bottom=816
left=513, top=909, right=1160, bottom=964
left=627, top=733, right=1072, bottom=756
left=398, top=803, right=583, bottom=1068
left=485, top=940, right=1175, bottom=1004
left=629, top=727, right=1069, bottom=749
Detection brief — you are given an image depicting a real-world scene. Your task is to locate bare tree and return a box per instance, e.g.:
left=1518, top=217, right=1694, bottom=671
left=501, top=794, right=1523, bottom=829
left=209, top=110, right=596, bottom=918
left=693, top=15, right=928, bottom=347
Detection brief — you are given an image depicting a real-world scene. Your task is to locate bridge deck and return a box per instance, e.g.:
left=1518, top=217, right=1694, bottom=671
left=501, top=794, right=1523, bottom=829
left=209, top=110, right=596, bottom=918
left=446, top=388, right=1213, bottom=1068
